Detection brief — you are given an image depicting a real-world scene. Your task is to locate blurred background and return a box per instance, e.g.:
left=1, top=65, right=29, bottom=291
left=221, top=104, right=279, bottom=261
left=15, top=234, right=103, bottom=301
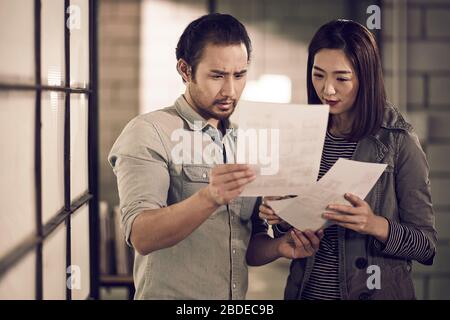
left=1, top=0, right=449, bottom=300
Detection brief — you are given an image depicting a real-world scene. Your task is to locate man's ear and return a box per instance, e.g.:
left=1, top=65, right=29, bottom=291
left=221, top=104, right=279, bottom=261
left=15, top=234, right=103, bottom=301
left=176, top=59, right=191, bottom=83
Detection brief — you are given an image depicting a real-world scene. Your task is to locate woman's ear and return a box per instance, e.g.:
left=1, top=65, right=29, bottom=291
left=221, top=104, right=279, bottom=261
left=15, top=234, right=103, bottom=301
left=177, top=59, right=191, bottom=83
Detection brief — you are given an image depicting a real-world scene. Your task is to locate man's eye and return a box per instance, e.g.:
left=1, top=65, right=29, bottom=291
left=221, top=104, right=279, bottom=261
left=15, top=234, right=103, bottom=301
left=211, top=75, right=223, bottom=79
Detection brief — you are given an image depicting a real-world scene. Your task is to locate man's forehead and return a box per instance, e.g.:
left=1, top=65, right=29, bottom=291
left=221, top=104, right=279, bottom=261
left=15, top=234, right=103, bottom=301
left=198, top=43, right=248, bottom=70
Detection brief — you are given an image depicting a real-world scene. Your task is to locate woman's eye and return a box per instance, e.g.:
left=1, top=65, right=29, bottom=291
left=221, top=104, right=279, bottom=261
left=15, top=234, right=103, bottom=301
left=337, top=78, right=350, bottom=81
left=313, top=74, right=323, bottom=78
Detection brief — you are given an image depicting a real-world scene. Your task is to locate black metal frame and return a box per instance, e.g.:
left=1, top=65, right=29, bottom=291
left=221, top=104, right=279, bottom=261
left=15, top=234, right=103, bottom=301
left=0, top=0, right=99, bottom=300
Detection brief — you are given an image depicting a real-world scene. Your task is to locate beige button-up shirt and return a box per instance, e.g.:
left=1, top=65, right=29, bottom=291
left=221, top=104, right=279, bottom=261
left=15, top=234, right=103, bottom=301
left=108, top=95, right=259, bottom=299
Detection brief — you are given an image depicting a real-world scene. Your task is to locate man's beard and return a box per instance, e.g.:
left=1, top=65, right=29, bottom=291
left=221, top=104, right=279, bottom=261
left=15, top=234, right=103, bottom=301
left=194, top=98, right=237, bottom=121
left=188, top=86, right=237, bottom=121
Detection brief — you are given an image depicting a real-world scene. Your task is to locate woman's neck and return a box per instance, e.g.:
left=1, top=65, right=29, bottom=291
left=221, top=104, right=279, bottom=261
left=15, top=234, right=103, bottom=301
left=330, top=112, right=354, bottom=137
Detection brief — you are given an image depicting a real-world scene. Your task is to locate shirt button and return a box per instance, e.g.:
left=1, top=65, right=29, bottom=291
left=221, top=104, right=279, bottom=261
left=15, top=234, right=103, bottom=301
left=231, top=215, right=234, bottom=220
left=202, top=172, right=207, bottom=179
left=233, top=283, right=236, bottom=289
left=355, top=257, right=368, bottom=270
left=232, top=249, right=236, bottom=254
left=406, top=264, right=412, bottom=272
left=359, top=292, right=371, bottom=300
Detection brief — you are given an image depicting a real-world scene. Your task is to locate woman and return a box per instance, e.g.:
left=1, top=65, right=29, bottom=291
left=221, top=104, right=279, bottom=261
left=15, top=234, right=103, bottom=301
left=246, top=19, right=437, bottom=300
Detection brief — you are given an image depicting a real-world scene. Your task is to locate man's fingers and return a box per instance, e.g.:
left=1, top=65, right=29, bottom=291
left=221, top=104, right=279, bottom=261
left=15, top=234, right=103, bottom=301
left=212, top=164, right=251, bottom=175
left=223, top=187, right=244, bottom=200
left=223, top=175, right=256, bottom=191
left=215, top=168, right=255, bottom=184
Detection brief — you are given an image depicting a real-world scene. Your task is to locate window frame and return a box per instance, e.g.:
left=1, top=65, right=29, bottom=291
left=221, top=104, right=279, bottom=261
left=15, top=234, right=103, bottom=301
left=0, top=0, right=99, bottom=300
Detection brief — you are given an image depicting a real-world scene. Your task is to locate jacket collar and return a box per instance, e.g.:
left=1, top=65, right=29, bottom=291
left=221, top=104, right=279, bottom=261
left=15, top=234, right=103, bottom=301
left=356, top=104, right=411, bottom=162
left=379, top=103, right=412, bottom=131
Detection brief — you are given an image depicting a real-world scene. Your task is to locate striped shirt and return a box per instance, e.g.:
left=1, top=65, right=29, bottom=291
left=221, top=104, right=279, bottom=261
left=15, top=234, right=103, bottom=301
left=300, top=130, right=435, bottom=300
left=301, top=130, right=357, bottom=300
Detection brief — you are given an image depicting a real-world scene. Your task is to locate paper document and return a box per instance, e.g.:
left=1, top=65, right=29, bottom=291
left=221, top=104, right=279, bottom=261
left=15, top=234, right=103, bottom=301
left=268, top=159, right=387, bottom=231
left=235, top=101, right=329, bottom=196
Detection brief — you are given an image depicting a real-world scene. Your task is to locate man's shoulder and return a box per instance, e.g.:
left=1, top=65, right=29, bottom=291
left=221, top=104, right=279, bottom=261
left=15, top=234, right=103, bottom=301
left=137, top=105, right=181, bottom=125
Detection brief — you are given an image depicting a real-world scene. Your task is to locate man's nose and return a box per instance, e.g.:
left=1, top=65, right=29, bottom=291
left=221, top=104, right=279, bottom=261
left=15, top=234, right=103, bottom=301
left=221, top=78, right=236, bottom=97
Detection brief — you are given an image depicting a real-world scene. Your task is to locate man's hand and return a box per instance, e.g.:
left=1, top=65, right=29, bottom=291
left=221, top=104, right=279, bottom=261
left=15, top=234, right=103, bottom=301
left=202, top=164, right=256, bottom=206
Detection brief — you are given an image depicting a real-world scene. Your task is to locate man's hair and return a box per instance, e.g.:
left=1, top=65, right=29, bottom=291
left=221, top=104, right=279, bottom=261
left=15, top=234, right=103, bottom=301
left=176, top=13, right=252, bottom=80
left=307, top=19, right=386, bottom=141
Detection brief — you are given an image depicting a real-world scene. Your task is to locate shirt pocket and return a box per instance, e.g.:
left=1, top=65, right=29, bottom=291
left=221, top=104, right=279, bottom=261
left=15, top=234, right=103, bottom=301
left=182, top=164, right=225, bottom=220
left=181, top=163, right=212, bottom=199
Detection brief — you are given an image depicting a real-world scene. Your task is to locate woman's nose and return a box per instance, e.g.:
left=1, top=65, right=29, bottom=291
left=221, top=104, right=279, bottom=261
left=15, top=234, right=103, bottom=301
left=323, top=80, right=336, bottom=96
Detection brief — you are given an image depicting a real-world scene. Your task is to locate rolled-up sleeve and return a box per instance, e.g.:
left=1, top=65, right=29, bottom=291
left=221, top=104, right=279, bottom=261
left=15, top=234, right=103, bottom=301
left=108, top=117, right=170, bottom=247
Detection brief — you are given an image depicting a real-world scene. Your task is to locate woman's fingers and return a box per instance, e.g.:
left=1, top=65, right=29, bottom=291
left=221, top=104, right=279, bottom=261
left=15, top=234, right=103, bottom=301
left=291, top=230, right=314, bottom=255
left=316, top=229, right=325, bottom=240
left=303, top=229, right=321, bottom=251
left=259, top=204, right=275, bottom=215
left=289, top=231, right=306, bottom=257
left=259, top=204, right=283, bottom=224
left=263, top=196, right=283, bottom=203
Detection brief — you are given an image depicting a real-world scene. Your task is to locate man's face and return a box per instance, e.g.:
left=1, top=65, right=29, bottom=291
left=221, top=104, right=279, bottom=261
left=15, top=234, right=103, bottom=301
left=186, top=43, right=248, bottom=123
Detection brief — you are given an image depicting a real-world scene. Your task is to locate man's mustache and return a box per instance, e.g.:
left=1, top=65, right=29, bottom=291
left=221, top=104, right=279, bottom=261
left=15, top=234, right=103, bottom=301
left=213, top=99, right=236, bottom=105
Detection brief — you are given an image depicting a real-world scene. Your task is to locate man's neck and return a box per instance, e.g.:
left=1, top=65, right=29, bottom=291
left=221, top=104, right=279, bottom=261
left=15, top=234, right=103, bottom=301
left=182, top=93, right=226, bottom=132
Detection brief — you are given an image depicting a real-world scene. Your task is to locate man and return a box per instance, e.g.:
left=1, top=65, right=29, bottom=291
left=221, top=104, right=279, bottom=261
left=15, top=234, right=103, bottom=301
left=109, top=13, right=318, bottom=300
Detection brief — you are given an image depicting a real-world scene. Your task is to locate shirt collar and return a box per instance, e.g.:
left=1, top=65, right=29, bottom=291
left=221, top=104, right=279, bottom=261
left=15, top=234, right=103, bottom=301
left=174, top=95, right=238, bottom=138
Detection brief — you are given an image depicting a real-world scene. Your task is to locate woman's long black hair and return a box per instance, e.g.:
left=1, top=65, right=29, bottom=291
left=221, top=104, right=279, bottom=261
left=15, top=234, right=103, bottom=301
left=307, top=19, right=386, bottom=141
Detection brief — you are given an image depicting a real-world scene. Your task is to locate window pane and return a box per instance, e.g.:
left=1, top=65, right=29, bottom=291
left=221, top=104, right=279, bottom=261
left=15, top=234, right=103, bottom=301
left=0, top=0, right=35, bottom=84
left=71, top=204, right=90, bottom=300
left=42, top=92, right=65, bottom=224
left=140, top=0, right=206, bottom=113
left=0, top=91, right=36, bottom=258
left=42, top=0, right=65, bottom=86
left=43, top=224, right=67, bottom=300
left=0, top=251, right=36, bottom=299
left=70, top=0, right=89, bottom=88
left=70, top=94, right=88, bottom=201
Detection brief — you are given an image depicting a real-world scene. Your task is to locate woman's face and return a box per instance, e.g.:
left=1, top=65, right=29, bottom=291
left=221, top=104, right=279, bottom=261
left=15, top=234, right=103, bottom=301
left=311, top=49, right=359, bottom=118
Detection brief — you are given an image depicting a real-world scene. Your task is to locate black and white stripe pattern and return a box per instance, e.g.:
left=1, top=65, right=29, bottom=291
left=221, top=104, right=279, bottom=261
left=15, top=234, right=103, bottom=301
left=373, top=220, right=434, bottom=263
left=301, top=130, right=357, bottom=300
left=301, top=130, right=434, bottom=300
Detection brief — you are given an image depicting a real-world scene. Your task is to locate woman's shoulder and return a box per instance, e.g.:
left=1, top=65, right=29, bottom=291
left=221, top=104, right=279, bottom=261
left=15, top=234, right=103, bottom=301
left=380, top=103, right=413, bottom=132
left=372, top=103, right=425, bottom=156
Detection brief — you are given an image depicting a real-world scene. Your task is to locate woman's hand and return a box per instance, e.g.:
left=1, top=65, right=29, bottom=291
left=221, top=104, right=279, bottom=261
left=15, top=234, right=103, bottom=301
left=322, top=193, right=389, bottom=243
left=259, top=196, right=291, bottom=230
left=277, top=229, right=324, bottom=259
